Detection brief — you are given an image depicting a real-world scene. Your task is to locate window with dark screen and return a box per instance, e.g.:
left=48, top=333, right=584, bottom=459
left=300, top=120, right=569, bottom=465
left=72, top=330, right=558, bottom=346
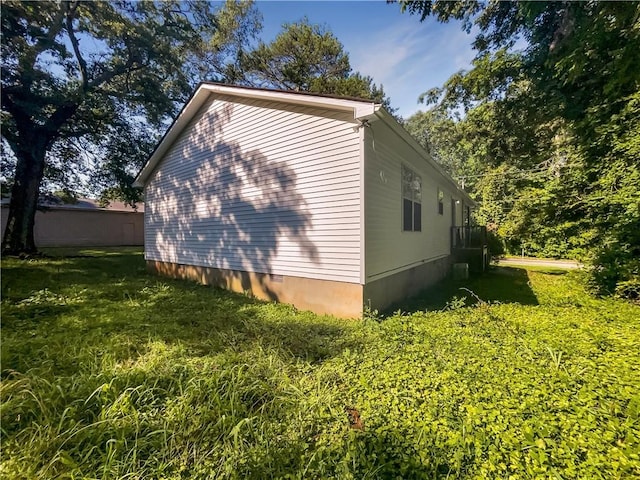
left=402, top=165, right=422, bottom=232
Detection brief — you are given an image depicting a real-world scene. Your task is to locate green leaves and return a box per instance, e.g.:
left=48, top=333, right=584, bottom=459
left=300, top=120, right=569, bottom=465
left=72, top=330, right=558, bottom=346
left=402, top=1, right=640, bottom=294
left=1, top=1, right=262, bottom=252
left=240, top=18, right=395, bottom=113
left=2, top=252, right=640, bottom=477
left=243, top=19, right=350, bottom=91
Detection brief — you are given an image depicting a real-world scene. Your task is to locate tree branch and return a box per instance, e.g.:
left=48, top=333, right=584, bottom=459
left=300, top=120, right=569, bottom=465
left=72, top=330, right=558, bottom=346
left=24, top=1, right=67, bottom=62
left=42, top=102, right=80, bottom=145
left=1, top=88, right=33, bottom=134
left=64, top=2, right=145, bottom=95
left=18, top=1, right=67, bottom=91
left=43, top=3, right=67, bottom=47
left=88, top=59, right=144, bottom=90
left=64, top=1, right=89, bottom=91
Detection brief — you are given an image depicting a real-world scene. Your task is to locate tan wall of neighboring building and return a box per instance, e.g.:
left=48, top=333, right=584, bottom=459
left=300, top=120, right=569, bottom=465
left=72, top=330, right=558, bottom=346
left=1, top=207, right=144, bottom=247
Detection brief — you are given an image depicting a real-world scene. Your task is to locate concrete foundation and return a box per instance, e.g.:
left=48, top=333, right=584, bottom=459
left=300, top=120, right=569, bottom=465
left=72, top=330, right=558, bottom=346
left=148, top=255, right=452, bottom=319
left=363, top=255, right=451, bottom=312
left=147, top=260, right=364, bottom=319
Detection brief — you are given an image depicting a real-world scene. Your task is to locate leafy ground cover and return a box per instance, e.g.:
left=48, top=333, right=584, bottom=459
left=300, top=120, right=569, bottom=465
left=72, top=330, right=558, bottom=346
left=1, top=249, right=639, bottom=479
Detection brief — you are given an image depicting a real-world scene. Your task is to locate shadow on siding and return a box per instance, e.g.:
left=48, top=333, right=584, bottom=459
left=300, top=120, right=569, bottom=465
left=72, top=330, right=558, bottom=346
left=147, top=102, right=319, bottom=301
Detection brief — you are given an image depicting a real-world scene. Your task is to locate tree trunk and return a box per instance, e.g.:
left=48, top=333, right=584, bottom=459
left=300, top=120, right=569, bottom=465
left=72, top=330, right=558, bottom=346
left=2, top=136, right=48, bottom=255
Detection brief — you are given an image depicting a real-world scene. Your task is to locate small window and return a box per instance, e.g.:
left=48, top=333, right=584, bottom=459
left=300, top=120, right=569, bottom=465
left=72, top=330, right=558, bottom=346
left=437, top=188, right=444, bottom=215
left=402, top=165, right=422, bottom=231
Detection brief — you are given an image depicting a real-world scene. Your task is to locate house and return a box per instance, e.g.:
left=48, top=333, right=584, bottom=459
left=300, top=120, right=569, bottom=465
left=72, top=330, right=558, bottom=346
left=133, top=83, right=476, bottom=318
left=1, top=197, right=144, bottom=247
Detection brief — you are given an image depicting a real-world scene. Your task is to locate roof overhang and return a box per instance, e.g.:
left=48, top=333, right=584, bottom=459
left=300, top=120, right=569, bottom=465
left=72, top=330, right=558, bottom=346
left=133, top=82, right=380, bottom=188
left=133, top=82, right=471, bottom=206
left=369, top=109, right=476, bottom=207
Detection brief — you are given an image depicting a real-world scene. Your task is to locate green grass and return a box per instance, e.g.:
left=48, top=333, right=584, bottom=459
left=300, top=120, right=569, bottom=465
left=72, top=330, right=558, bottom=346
left=2, top=249, right=639, bottom=479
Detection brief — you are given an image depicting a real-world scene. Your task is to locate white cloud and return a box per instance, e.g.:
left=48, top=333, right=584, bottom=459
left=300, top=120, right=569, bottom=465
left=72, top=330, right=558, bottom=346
left=256, top=2, right=479, bottom=119
left=345, top=19, right=477, bottom=118
left=348, top=21, right=424, bottom=87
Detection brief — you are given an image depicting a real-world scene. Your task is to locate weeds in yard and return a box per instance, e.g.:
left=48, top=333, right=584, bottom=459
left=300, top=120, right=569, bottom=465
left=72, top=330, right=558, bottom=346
left=546, top=347, right=564, bottom=370
left=1, top=250, right=639, bottom=479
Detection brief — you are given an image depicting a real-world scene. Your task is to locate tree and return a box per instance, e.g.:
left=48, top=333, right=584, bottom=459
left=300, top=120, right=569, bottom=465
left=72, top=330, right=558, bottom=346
left=242, top=19, right=395, bottom=113
left=92, top=118, right=159, bottom=208
left=405, top=77, right=565, bottom=241
left=1, top=0, right=260, bottom=254
left=400, top=0, right=640, bottom=294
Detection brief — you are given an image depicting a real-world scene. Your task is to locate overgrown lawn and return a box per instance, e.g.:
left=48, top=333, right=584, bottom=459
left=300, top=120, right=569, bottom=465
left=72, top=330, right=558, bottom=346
left=1, top=249, right=638, bottom=478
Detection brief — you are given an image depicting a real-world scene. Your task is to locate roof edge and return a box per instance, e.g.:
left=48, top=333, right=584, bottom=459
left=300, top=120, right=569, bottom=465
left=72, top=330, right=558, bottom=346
left=371, top=109, right=476, bottom=206
left=133, top=83, right=379, bottom=188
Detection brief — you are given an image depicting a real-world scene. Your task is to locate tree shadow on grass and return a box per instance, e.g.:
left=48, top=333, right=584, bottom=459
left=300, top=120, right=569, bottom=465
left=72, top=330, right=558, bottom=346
left=1, top=251, right=362, bottom=375
left=387, top=266, right=540, bottom=314
left=526, top=268, right=568, bottom=276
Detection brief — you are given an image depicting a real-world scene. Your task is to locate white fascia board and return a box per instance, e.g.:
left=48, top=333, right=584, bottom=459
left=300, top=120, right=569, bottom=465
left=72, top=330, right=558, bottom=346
left=371, top=109, right=476, bottom=206
left=132, top=86, right=211, bottom=187
left=133, top=83, right=378, bottom=187
left=205, top=83, right=379, bottom=119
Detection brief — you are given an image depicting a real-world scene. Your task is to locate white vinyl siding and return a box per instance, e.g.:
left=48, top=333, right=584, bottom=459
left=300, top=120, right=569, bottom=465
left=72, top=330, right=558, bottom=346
left=145, top=94, right=362, bottom=283
left=364, top=120, right=459, bottom=281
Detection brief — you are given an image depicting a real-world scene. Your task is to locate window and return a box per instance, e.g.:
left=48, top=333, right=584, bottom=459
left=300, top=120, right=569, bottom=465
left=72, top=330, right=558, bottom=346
left=402, top=165, right=422, bottom=231
left=437, top=188, right=444, bottom=215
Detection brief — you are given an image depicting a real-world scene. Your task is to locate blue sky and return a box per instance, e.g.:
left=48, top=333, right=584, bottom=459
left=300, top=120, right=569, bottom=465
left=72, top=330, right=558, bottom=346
left=254, top=1, right=478, bottom=118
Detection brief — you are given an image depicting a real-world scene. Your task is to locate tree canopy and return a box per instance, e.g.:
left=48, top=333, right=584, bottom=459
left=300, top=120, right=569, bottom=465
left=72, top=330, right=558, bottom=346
left=401, top=0, right=640, bottom=296
left=0, top=0, right=260, bottom=254
left=1, top=6, right=400, bottom=254
left=241, top=19, right=394, bottom=112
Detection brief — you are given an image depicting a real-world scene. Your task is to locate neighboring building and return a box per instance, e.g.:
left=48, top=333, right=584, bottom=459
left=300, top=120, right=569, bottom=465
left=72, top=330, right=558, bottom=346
left=134, top=83, right=475, bottom=318
left=1, top=198, right=144, bottom=247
